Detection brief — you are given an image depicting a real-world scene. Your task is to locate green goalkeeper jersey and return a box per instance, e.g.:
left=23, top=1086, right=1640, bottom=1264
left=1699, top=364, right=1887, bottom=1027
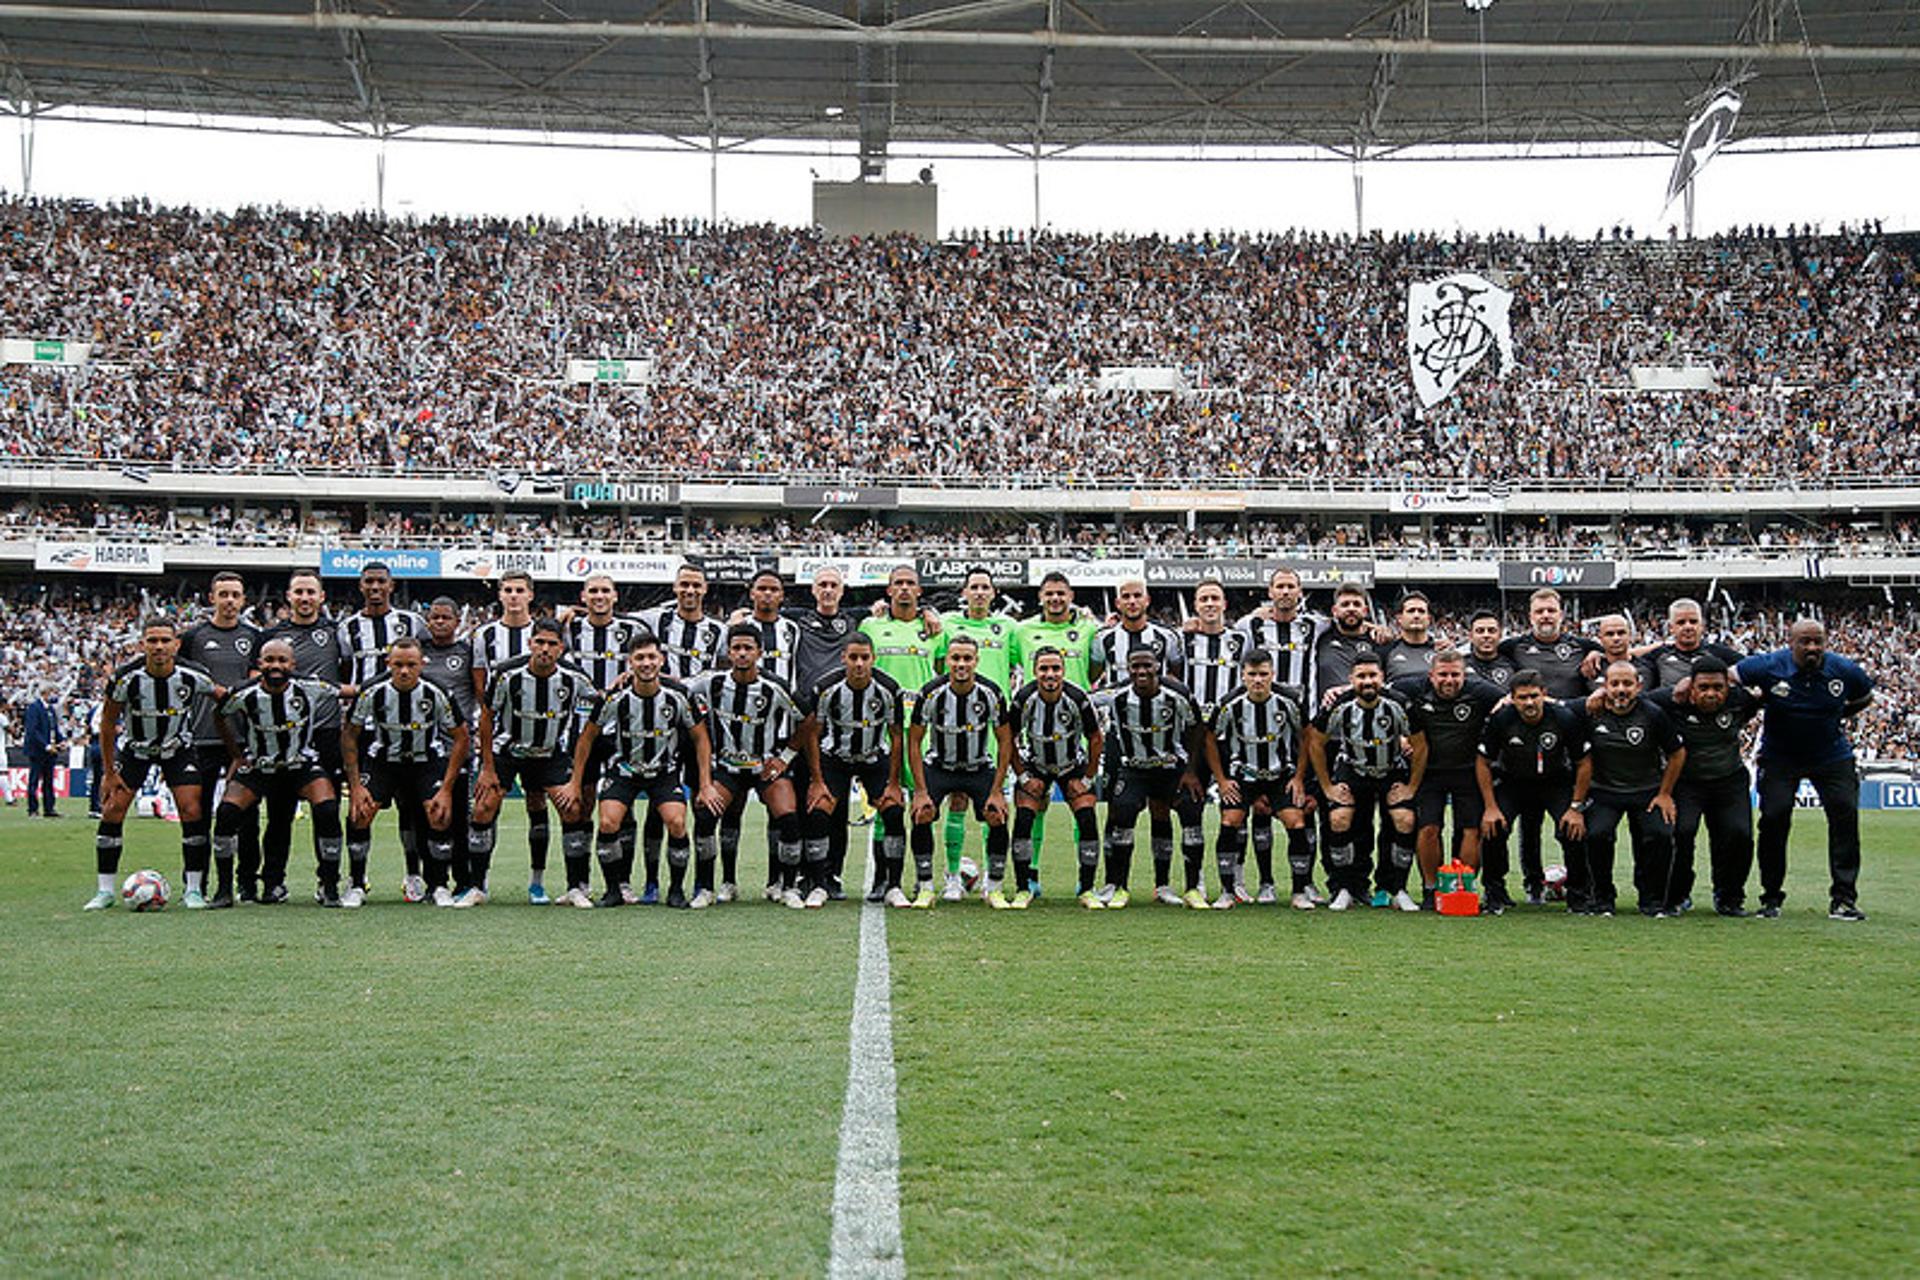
left=859, top=614, right=938, bottom=710
left=1011, top=614, right=1099, bottom=691
left=933, top=612, right=1018, bottom=692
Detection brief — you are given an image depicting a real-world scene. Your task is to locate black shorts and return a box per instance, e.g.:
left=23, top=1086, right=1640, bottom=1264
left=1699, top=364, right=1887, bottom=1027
left=923, top=763, right=996, bottom=819
left=1415, top=767, right=1485, bottom=829
left=1221, top=776, right=1299, bottom=816
left=1109, top=765, right=1186, bottom=810
left=312, top=726, right=345, bottom=785
left=599, top=771, right=686, bottom=811
left=493, top=752, right=572, bottom=795
left=820, top=756, right=897, bottom=810
left=1331, top=760, right=1411, bottom=794
left=713, top=764, right=788, bottom=805
left=234, top=763, right=329, bottom=798
left=364, top=760, right=450, bottom=811
left=117, top=752, right=203, bottom=794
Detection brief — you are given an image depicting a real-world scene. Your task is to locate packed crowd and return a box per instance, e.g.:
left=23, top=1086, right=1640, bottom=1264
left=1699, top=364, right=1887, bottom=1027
left=4, top=578, right=1913, bottom=764
left=1, top=199, right=1914, bottom=483
left=6, top=497, right=1918, bottom=561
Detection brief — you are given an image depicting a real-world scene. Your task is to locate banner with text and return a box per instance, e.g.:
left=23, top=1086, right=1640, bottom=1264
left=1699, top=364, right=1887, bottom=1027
left=555, top=549, right=684, bottom=585
left=783, top=486, right=900, bottom=510
left=34, top=541, right=165, bottom=575
left=692, top=553, right=779, bottom=583
left=438, top=548, right=560, bottom=581
left=319, top=548, right=442, bottom=579
left=1496, top=560, right=1619, bottom=591
left=567, top=480, right=681, bottom=506
left=1025, top=558, right=1148, bottom=589
left=778, top=556, right=902, bottom=587
left=1143, top=558, right=1376, bottom=590
left=915, top=556, right=1029, bottom=587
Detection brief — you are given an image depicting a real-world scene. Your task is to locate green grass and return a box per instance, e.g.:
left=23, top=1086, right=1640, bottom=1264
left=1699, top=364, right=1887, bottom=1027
left=1, top=804, right=1915, bottom=1277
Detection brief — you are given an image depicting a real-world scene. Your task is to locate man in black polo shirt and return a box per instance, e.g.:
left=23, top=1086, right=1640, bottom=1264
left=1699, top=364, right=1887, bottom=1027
left=1647, top=656, right=1762, bottom=916
left=1570, top=661, right=1686, bottom=917
left=1399, top=648, right=1502, bottom=910
left=1476, top=669, right=1586, bottom=914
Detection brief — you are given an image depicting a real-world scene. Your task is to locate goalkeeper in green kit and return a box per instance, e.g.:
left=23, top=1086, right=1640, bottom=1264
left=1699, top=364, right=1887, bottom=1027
left=1007, top=570, right=1104, bottom=895
left=931, top=567, right=1021, bottom=898
left=858, top=564, right=939, bottom=901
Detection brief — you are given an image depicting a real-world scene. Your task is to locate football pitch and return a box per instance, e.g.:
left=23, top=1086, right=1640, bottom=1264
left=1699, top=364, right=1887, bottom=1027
left=1, top=804, right=1914, bottom=1278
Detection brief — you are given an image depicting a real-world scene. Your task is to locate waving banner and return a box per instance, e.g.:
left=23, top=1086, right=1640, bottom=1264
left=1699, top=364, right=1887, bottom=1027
left=1407, top=272, right=1515, bottom=408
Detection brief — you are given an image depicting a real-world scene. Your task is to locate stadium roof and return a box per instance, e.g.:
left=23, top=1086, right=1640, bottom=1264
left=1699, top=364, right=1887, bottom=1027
left=2, top=1, right=1918, bottom=170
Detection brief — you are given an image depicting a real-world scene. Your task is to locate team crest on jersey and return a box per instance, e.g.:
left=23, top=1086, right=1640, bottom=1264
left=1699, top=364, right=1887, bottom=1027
left=447, top=655, right=464, bottom=670
left=1539, top=732, right=1559, bottom=751
left=1827, top=679, right=1845, bottom=699
left=1453, top=702, right=1473, bottom=721
left=1716, top=711, right=1733, bottom=729
left=1555, top=643, right=1572, bottom=661
left=1067, top=629, right=1080, bottom=643
left=1625, top=726, right=1645, bottom=745
left=312, top=630, right=329, bottom=647
left=235, top=636, right=253, bottom=655
left=1772, top=681, right=1793, bottom=698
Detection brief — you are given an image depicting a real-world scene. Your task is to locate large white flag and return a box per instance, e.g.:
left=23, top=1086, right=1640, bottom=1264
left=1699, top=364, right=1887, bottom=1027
left=1406, top=272, right=1515, bottom=408
left=1664, top=90, right=1742, bottom=210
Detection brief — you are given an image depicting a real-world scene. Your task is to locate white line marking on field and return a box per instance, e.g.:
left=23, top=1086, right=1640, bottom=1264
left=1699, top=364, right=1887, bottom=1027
left=829, top=902, right=905, bottom=1279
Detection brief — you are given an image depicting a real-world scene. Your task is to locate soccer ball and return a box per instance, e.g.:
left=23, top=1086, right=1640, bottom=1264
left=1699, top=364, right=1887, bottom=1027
left=121, top=869, right=171, bottom=911
left=958, top=856, right=983, bottom=893
left=1542, top=864, right=1569, bottom=903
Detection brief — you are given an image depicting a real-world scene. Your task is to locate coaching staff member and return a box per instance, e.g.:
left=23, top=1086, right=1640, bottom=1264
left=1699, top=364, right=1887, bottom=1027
left=1734, top=619, right=1873, bottom=921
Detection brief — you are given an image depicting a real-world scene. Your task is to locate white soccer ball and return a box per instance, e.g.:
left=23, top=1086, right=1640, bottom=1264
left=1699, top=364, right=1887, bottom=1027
left=958, top=856, right=983, bottom=893
left=1543, top=864, right=1569, bottom=903
left=121, top=868, right=171, bottom=911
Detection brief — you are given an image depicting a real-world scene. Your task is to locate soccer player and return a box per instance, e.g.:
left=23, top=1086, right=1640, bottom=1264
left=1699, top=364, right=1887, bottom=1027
left=471, top=619, right=597, bottom=907
left=563, top=574, right=653, bottom=900
left=1009, top=570, right=1100, bottom=894
left=1209, top=650, right=1312, bottom=909
left=1400, top=649, right=1503, bottom=909
left=1381, top=592, right=1439, bottom=684
left=420, top=598, right=479, bottom=897
left=470, top=570, right=538, bottom=700
left=1005, top=646, right=1101, bottom=911
left=178, top=571, right=263, bottom=905
left=1569, top=662, right=1686, bottom=917
left=1093, top=579, right=1182, bottom=690
left=1637, top=598, right=1743, bottom=691
left=85, top=617, right=218, bottom=910
left=265, top=570, right=351, bottom=899
left=1476, top=670, right=1586, bottom=914
left=687, top=624, right=805, bottom=906
left=1734, top=619, right=1874, bottom=921
left=1182, top=579, right=1248, bottom=721
left=1307, top=652, right=1416, bottom=912
left=1497, top=587, right=1601, bottom=700
left=907, top=634, right=1013, bottom=910
left=559, top=634, right=708, bottom=909
left=931, top=567, right=1020, bottom=893
left=1310, top=585, right=1380, bottom=711
left=1646, top=657, right=1762, bottom=916
left=736, top=569, right=803, bottom=899
left=859, top=566, right=939, bottom=899
left=212, top=639, right=345, bottom=908
left=641, top=563, right=726, bottom=896
left=798, top=634, right=908, bottom=908
left=1589, top=614, right=1636, bottom=689
left=340, top=638, right=468, bottom=909
left=1233, top=567, right=1325, bottom=699
left=1098, top=650, right=1211, bottom=911
left=337, top=561, right=429, bottom=899
left=787, top=566, right=864, bottom=693
left=1464, top=610, right=1516, bottom=690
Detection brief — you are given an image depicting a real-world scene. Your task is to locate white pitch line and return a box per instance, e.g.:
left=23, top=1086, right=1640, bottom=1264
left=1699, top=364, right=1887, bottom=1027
left=829, top=902, right=906, bottom=1280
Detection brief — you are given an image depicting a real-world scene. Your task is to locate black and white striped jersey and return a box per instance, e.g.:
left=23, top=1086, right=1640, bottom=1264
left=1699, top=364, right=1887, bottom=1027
left=1008, top=682, right=1100, bottom=776
left=336, top=608, right=426, bottom=687
left=219, top=678, right=338, bottom=772
left=348, top=678, right=461, bottom=764
left=594, top=684, right=700, bottom=778
left=1312, top=691, right=1412, bottom=780
left=741, top=614, right=801, bottom=688
left=1104, top=680, right=1203, bottom=771
left=107, top=661, right=217, bottom=760
left=564, top=614, right=653, bottom=691
left=1093, top=621, right=1185, bottom=690
left=643, top=606, right=727, bottom=681
left=913, top=676, right=1009, bottom=772
left=1210, top=686, right=1307, bottom=781
left=804, top=670, right=905, bottom=765
left=469, top=619, right=532, bottom=683
left=1233, top=612, right=1326, bottom=697
left=1181, top=628, right=1249, bottom=717
left=264, top=617, right=347, bottom=728
left=484, top=657, right=598, bottom=759
left=687, top=671, right=800, bottom=772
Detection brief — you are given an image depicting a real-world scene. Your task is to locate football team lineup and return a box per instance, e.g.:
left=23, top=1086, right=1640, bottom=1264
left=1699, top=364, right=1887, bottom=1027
left=80, top=561, right=1871, bottom=929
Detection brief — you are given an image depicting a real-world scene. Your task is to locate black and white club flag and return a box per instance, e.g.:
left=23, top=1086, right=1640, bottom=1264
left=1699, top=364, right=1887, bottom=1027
left=1665, top=90, right=1742, bottom=210
left=1406, top=272, right=1515, bottom=408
